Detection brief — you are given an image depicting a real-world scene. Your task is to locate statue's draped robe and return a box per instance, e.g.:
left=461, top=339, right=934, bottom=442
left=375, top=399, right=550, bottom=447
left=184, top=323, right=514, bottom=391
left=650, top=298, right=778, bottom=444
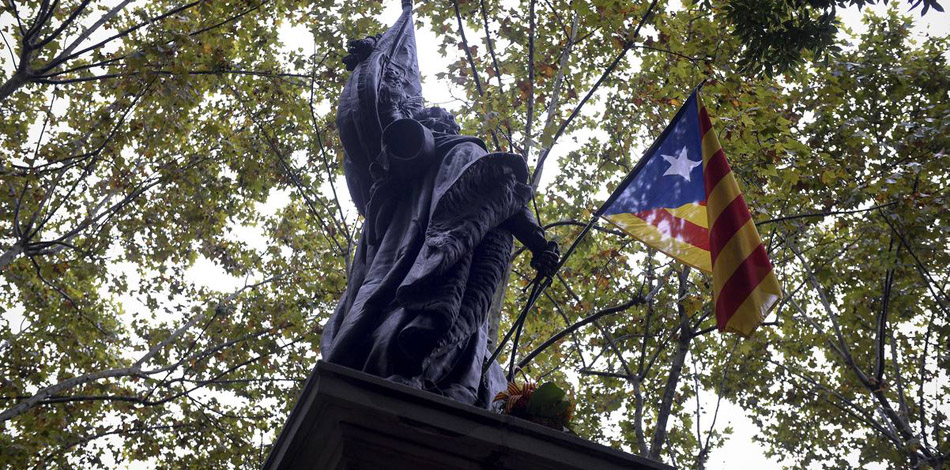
left=322, top=134, right=529, bottom=406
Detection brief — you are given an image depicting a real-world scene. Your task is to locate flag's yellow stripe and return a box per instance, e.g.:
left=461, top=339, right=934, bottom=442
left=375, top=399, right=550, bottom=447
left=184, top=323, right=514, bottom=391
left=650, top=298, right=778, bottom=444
left=706, top=171, right=741, bottom=224
left=664, top=203, right=708, bottom=229
left=697, top=91, right=782, bottom=336
left=701, top=127, right=722, bottom=165
left=724, top=272, right=782, bottom=337
left=711, top=218, right=765, bottom=304
left=604, top=213, right=712, bottom=272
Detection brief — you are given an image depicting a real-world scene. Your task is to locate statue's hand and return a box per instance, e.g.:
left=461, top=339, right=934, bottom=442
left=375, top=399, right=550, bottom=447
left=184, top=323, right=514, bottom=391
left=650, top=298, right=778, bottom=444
left=530, top=240, right=560, bottom=278
left=342, top=35, right=381, bottom=71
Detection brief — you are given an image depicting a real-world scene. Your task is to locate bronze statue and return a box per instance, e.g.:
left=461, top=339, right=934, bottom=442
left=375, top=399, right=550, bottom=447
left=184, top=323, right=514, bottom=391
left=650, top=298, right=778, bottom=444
left=321, top=0, right=558, bottom=407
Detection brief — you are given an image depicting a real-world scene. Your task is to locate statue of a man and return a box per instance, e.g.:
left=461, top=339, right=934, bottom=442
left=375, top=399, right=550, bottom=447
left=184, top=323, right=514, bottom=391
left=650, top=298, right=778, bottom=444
left=321, top=0, right=558, bottom=407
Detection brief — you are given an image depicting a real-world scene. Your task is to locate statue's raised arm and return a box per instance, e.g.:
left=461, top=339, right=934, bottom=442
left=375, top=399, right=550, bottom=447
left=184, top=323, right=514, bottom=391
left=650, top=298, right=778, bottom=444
left=336, top=0, right=423, bottom=214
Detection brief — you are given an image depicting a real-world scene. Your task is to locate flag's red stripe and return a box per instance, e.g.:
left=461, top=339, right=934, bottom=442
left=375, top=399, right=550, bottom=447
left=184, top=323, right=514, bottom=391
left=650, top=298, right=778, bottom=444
left=633, top=209, right=710, bottom=251
left=699, top=105, right=713, bottom=133
left=703, top=148, right=731, bottom=194
left=708, top=194, right=752, bottom=264
left=715, top=244, right=774, bottom=329
left=698, top=104, right=733, bottom=192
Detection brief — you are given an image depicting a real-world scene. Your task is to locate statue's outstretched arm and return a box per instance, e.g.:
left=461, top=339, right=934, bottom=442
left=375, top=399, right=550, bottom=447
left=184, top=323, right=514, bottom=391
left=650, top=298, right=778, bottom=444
left=501, top=207, right=560, bottom=277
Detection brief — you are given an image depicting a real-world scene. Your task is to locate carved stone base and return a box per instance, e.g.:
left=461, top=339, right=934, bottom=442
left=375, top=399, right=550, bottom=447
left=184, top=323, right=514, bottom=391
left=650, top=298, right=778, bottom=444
left=263, top=361, right=672, bottom=470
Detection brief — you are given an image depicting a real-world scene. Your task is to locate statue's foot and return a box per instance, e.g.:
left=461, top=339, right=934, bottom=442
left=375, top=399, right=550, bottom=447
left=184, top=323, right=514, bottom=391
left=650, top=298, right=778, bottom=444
left=385, top=374, right=422, bottom=389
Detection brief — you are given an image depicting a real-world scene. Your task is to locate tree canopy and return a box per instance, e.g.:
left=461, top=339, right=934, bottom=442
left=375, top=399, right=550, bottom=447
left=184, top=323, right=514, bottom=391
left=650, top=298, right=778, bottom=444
left=1, top=0, right=947, bottom=468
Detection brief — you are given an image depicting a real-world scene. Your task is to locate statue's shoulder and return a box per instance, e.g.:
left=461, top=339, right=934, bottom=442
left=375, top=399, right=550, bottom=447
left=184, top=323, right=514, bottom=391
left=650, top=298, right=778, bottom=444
left=434, top=135, right=530, bottom=184
left=434, top=134, right=488, bottom=153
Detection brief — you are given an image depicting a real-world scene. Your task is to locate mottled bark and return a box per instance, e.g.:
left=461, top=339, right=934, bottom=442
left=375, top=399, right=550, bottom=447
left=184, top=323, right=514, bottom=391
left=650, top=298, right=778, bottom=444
left=649, top=267, right=692, bottom=460
left=0, top=72, right=27, bottom=102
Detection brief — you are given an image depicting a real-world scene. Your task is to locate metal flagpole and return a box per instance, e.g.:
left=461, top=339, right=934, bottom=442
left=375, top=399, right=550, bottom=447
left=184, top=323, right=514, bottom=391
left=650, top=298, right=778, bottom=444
left=486, top=79, right=711, bottom=379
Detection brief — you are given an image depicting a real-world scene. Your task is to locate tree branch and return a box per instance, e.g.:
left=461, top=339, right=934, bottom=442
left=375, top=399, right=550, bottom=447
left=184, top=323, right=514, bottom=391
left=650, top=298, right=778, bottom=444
left=522, top=0, right=536, bottom=158
left=874, top=238, right=897, bottom=385
left=649, top=267, right=692, bottom=459
left=0, top=279, right=278, bottom=424
left=45, top=0, right=201, bottom=68
left=452, top=0, right=501, bottom=150
left=517, top=286, right=658, bottom=369
left=32, top=0, right=93, bottom=50
left=755, top=202, right=897, bottom=226
left=531, top=0, right=659, bottom=185
left=46, top=0, right=136, bottom=72
left=35, top=69, right=310, bottom=85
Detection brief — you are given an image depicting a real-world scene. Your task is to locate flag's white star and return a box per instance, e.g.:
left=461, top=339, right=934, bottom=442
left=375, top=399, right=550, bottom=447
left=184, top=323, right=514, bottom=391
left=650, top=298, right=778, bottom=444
left=661, top=147, right=701, bottom=182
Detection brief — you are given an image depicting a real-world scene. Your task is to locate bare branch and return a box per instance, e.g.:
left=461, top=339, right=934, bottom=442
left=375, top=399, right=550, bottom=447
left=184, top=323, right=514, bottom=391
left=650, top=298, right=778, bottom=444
left=755, top=202, right=897, bottom=226
left=13, top=76, right=153, bottom=177
left=522, top=0, right=536, bottom=158
left=224, top=81, right=347, bottom=258
left=1, top=28, right=19, bottom=66
left=696, top=340, right=739, bottom=469
left=35, top=69, right=310, bottom=85
left=0, top=279, right=284, bottom=424
left=789, top=237, right=936, bottom=462
left=542, top=290, right=588, bottom=369
left=517, top=289, right=657, bottom=369
left=633, top=43, right=705, bottom=64
left=47, top=0, right=136, bottom=71
left=308, top=52, right=353, bottom=264
left=888, top=329, right=911, bottom=424
left=578, top=369, right=631, bottom=379
left=452, top=0, right=502, bottom=150
left=531, top=11, right=578, bottom=189
left=543, top=219, right=626, bottom=236
left=789, top=240, right=859, bottom=371
left=22, top=0, right=54, bottom=43
left=879, top=210, right=950, bottom=316
left=4, top=0, right=28, bottom=36
left=637, top=251, right=657, bottom=377
left=766, top=357, right=903, bottom=448
left=32, top=0, right=94, bottom=50
left=46, top=0, right=200, bottom=67
left=28, top=255, right=114, bottom=337
left=531, top=0, right=660, bottom=185
left=187, top=0, right=270, bottom=38
left=452, top=0, right=484, bottom=96
left=649, top=267, right=692, bottom=459
left=478, top=0, right=504, bottom=89
left=0, top=364, right=146, bottom=423
left=874, top=238, right=898, bottom=384
left=552, top=270, right=635, bottom=378
left=52, top=422, right=201, bottom=458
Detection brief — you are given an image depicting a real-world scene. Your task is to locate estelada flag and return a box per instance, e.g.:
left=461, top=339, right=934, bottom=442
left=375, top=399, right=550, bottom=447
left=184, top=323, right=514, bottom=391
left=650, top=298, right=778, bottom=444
left=599, top=90, right=781, bottom=336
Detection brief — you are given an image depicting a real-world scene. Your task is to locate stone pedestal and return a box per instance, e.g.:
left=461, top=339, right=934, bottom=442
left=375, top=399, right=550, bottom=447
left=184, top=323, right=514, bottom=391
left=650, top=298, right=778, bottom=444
left=263, top=361, right=672, bottom=470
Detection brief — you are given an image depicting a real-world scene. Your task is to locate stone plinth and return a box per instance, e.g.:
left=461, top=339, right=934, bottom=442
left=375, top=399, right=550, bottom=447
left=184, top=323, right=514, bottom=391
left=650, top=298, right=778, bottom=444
left=263, top=361, right=672, bottom=470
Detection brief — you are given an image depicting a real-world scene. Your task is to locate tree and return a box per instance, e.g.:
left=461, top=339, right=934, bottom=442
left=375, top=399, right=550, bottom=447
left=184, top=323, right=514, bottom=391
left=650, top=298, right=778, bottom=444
left=429, top=1, right=949, bottom=468
left=725, top=11, right=950, bottom=468
left=1, top=0, right=947, bottom=469
left=724, top=0, right=944, bottom=76
left=481, top=1, right=813, bottom=466
left=1, top=0, right=367, bottom=466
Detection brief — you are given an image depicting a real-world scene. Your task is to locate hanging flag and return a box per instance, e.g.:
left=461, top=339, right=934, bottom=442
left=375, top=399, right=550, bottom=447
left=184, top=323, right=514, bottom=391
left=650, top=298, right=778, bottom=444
left=599, top=90, right=781, bottom=336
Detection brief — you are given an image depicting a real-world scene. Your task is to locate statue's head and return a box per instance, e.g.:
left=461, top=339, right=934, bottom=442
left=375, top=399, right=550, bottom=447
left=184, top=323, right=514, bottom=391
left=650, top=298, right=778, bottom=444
left=414, top=107, right=460, bottom=135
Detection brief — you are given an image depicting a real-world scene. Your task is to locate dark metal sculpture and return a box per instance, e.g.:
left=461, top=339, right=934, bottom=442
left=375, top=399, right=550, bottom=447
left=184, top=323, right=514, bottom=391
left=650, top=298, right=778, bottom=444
left=321, top=0, right=558, bottom=407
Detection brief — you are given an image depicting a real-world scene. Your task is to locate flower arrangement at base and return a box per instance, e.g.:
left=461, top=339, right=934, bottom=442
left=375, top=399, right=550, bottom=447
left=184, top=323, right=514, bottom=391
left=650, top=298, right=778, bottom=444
left=493, top=376, right=575, bottom=432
